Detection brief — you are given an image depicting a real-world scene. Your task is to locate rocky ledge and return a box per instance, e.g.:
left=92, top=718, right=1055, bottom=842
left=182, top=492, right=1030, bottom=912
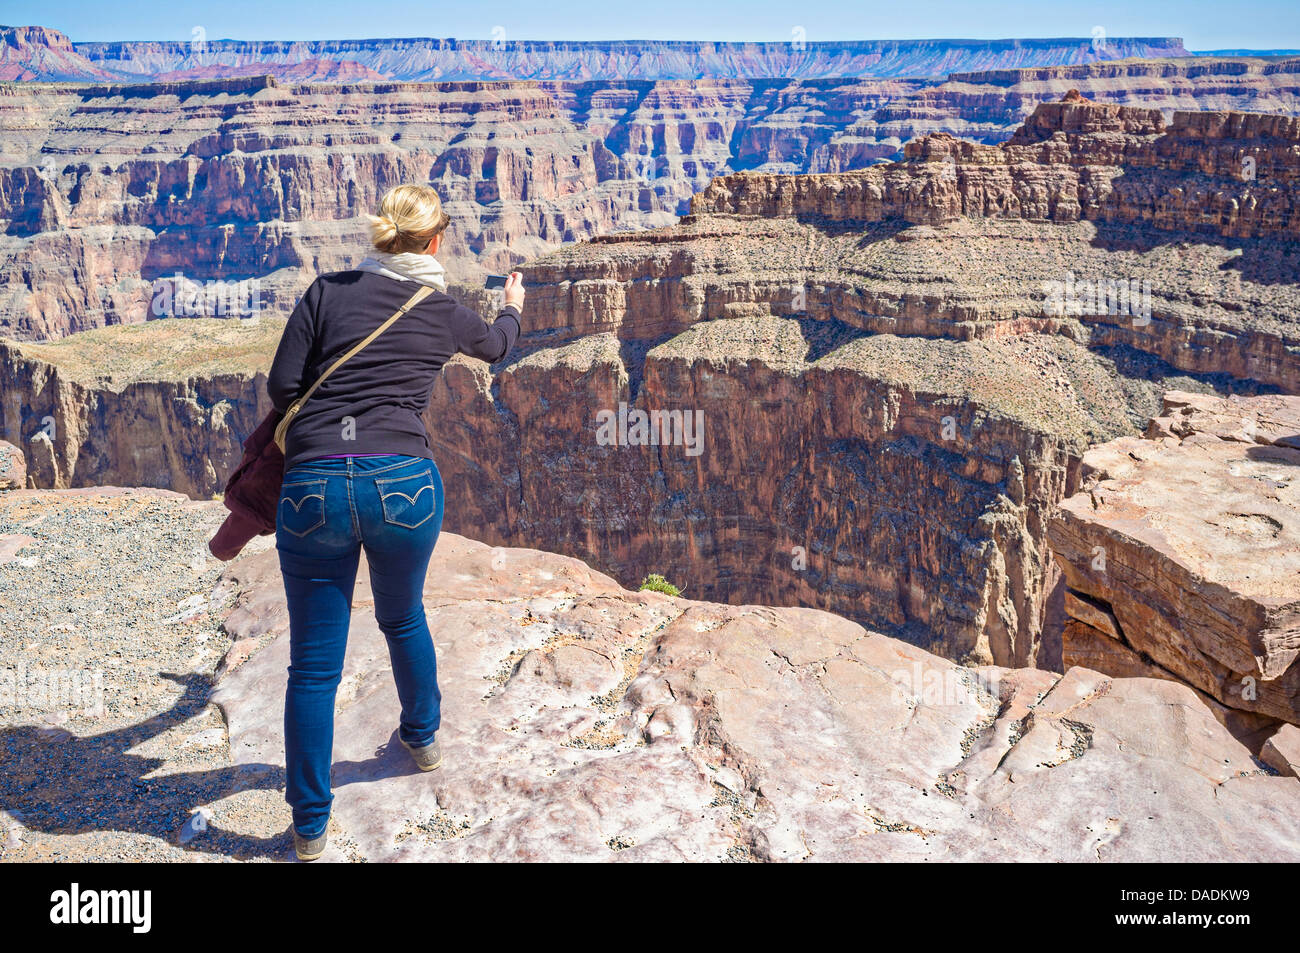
left=2, top=486, right=1298, bottom=861
left=1050, top=392, right=1300, bottom=740
left=215, top=534, right=1300, bottom=861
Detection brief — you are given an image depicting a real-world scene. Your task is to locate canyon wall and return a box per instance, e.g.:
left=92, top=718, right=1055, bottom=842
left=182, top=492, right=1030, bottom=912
left=696, top=95, right=1300, bottom=240
left=3, top=59, right=1300, bottom=341
left=0, top=319, right=277, bottom=495
left=2, top=97, right=1296, bottom=671
left=695, top=95, right=1300, bottom=391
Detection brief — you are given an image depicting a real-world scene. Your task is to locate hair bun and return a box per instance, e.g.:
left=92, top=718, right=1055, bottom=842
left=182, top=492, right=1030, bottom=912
left=366, top=213, right=398, bottom=248
left=368, top=185, right=448, bottom=254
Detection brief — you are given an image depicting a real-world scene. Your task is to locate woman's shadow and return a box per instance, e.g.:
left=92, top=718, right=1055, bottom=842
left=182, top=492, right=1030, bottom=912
left=0, top=672, right=289, bottom=860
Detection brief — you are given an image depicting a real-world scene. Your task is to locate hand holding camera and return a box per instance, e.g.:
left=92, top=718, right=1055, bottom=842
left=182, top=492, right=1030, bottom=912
left=486, top=272, right=526, bottom=313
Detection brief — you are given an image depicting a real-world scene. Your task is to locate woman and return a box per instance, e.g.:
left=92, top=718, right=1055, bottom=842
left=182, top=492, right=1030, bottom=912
left=266, top=184, right=524, bottom=861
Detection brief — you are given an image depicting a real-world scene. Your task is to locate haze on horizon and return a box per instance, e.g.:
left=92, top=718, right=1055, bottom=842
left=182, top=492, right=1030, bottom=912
left=7, top=0, right=1299, bottom=51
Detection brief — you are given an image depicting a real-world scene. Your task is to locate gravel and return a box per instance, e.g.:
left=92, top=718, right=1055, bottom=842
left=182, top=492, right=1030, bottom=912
left=0, top=487, right=291, bottom=862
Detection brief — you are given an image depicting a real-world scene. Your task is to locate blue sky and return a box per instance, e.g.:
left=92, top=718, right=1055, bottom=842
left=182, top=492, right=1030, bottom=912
left=7, top=0, right=1299, bottom=50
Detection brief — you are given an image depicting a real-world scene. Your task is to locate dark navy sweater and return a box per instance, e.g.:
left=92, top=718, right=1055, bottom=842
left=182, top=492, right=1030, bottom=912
left=267, top=270, right=521, bottom=471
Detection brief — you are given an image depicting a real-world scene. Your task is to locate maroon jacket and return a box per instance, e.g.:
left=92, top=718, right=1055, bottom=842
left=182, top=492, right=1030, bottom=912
left=208, top=411, right=284, bottom=560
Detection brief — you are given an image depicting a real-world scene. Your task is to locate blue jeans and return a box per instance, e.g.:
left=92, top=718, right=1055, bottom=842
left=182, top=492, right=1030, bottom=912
left=275, top=453, right=445, bottom=838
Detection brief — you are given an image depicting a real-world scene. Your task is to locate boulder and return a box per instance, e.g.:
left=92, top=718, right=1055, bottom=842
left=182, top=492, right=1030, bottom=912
left=1049, top=391, right=1300, bottom=726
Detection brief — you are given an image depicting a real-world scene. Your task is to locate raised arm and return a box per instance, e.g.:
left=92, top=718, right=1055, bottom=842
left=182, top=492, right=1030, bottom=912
left=453, top=272, right=524, bottom=363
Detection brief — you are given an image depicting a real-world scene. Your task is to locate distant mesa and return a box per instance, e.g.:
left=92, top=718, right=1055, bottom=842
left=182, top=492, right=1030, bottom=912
left=0, top=24, right=120, bottom=81
left=1195, top=48, right=1300, bottom=56
left=2, top=24, right=1194, bottom=82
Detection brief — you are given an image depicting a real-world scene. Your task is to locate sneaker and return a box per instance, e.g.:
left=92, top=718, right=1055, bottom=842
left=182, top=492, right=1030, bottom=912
left=294, top=827, right=327, bottom=862
left=401, top=737, right=443, bottom=772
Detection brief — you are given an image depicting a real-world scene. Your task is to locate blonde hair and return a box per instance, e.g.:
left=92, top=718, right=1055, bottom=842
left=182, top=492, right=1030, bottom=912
left=366, top=184, right=451, bottom=254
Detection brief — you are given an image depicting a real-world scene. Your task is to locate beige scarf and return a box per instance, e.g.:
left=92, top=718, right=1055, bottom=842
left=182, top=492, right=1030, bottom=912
left=356, top=251, right=448, bottom=292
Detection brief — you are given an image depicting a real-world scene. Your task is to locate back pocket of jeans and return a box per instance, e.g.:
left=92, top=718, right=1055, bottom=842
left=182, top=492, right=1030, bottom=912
left=279, top=480, right=327, bottom=537
left=376, top=471, right=435, bottom=529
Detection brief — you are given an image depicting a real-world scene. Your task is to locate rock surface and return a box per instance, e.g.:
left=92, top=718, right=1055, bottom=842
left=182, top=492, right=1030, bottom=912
left=1049, top=391, right=1300, bottom=727
left=1, top=485, right=1297, bottom=862
left=0, top=486, right=286, bottom=862
left=210, top=532, right=1300, bottom=861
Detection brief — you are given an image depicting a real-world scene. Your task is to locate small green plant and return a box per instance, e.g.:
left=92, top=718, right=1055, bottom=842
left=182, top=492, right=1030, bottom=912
left=638, top=573, right=682, bottom=597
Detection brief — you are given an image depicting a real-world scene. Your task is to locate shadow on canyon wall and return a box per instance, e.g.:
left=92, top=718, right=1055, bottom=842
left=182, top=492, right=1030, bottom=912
left=1087, top=221, right=1300, bottom=287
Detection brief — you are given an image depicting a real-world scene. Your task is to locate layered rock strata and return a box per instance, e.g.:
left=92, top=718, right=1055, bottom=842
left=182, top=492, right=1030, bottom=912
left=695, top=97, right=1300, bottom=390
left=3, top=98, right=1296, bottom=671
left=68, top=32, right=1192, bottom=83
left=4, top=61, right=1300, bottom=341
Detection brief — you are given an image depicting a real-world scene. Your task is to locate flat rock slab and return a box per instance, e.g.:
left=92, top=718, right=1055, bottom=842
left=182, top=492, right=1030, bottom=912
left=1050, top=391, right=1300, bottom=724
left=212, top=532, right=1300, bottom=861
